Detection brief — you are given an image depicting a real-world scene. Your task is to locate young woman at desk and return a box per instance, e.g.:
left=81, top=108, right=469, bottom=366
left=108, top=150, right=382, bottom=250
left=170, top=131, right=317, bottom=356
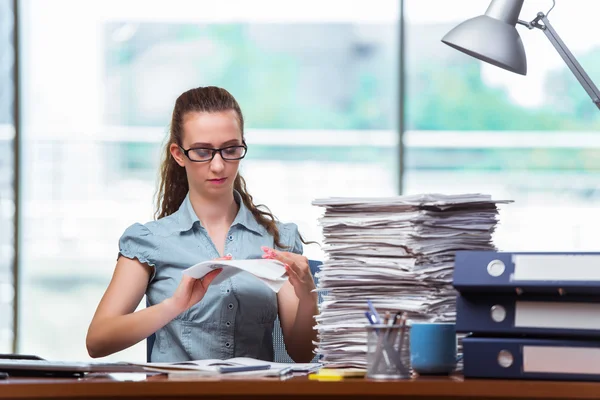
left=86, top=86, right=317, bottom=363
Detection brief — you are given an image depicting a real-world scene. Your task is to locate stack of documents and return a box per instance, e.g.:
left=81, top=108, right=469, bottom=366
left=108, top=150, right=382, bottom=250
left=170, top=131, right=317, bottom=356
left=312, top=194, right=511, bottom=368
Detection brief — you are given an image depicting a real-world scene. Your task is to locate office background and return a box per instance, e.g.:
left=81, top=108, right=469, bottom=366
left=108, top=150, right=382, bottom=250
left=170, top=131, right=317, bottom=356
left=0, top=0, right=599, bottom=362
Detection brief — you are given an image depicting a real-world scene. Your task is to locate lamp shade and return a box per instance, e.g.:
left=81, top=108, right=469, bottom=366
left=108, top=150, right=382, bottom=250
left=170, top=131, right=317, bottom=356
left=441, top=0, right=528, bottom=75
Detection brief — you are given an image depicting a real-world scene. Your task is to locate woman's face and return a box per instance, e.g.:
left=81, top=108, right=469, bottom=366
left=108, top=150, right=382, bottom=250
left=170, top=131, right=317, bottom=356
left=170, top=110, right=244, bottom=198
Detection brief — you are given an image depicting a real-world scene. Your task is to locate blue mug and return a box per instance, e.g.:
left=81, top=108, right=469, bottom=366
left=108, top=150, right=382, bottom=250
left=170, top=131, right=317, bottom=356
left=409, top=322, right=458, bottom=375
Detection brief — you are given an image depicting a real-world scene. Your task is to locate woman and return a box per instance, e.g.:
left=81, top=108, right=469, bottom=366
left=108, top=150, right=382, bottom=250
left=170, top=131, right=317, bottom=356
left=86, top=86, right=317, bottom=363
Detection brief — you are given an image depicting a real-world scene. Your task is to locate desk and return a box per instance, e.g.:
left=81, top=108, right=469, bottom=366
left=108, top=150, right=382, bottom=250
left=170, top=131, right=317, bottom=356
left=2, top=375, right=600, bottom=400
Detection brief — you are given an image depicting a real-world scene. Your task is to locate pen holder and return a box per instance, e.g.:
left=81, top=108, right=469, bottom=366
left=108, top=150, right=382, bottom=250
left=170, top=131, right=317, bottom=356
left=365, top=324, right=411, bottom=380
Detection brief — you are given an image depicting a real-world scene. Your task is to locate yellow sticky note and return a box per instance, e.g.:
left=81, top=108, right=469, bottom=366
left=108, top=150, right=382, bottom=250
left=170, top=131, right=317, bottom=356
left=309, top=368, right=366, bottom=381
left=320, top=368, right=365, bottom=377
left=309, top=374, right=344, bottom=382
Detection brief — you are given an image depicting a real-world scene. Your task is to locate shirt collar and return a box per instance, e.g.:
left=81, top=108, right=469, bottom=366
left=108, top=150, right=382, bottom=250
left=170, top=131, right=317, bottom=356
left=176, top=190, right=265, bottom=236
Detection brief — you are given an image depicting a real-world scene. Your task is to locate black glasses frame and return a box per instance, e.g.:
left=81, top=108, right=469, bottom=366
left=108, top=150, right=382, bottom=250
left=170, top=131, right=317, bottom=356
left=179, top=142, right=248, bottom=163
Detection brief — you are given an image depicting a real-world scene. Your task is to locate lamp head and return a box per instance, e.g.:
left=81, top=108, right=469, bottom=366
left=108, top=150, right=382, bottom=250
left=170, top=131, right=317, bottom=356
left=441, top=0, right=528, bottom=75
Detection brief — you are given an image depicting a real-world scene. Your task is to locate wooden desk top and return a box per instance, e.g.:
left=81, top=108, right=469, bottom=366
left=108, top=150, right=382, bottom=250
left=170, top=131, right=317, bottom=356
left=2, top=374, right=600, bottom=400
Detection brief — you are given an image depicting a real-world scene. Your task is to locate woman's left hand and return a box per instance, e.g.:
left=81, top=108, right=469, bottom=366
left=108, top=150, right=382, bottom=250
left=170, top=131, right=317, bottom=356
left=262, top=246, right=316, bottom=302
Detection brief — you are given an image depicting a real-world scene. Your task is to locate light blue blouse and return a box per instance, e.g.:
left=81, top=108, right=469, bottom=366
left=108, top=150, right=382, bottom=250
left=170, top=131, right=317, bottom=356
left=117, top=190, right=303, bottom=362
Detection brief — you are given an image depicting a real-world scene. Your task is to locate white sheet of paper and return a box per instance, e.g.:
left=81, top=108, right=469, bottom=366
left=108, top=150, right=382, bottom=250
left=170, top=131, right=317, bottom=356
left=182, top=259, right=289, bottom=293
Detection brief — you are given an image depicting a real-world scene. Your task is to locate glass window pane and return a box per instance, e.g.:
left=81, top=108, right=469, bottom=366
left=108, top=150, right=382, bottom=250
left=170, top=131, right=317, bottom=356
left=404, top=0, right=600, bottom=252
left=0, top=0, right=15, bottom=353
left=20, top=0, right=399, bottom=361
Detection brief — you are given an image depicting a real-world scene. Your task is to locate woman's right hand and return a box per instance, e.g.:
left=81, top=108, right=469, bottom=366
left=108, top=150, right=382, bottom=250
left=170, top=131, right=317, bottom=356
left=166, top=256, right=230, bottom=314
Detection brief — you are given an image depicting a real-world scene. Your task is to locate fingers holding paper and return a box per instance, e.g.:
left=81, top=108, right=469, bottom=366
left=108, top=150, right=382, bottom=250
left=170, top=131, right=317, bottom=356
left=261, top=247, right=316, bottom=301
left=168, top=255, right=230, bottom=314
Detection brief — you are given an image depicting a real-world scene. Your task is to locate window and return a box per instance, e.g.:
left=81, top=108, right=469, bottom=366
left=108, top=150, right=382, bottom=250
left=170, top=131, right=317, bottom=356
left=0, top=0, right=16, bottom=353
left=404, top=0, right=600, bottom=252
left=18, top=0, right=400, bottom=361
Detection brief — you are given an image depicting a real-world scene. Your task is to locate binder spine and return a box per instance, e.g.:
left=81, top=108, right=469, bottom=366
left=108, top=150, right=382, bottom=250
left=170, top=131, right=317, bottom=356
left=456, top=295, right=600, bottom=337
left=453, top=251, right=600, bottom=295
left=463, top=337, right=600, bottom=381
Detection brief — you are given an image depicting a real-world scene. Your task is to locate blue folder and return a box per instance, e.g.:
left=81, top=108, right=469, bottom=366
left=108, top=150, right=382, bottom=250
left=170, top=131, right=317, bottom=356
left=463, top=336, right=600, bottom=381
left=456, top=293, right=600, bottom=337
left=453, top=251, right=600, bottom=295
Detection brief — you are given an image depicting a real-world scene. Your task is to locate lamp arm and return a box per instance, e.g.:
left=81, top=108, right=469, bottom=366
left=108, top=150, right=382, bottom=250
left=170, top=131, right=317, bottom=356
left=517, top=12, right=600, bottom=111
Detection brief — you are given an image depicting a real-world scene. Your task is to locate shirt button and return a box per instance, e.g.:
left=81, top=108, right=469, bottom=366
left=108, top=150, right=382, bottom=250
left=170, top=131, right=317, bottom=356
left=228, top=235, right=233, bottom=241
left=226, top=289, right=230, bottom=293
left=226, top=321, right=231, bottom=327
left=225, top=342, right=231, bottom=348
left=228, top=303, right=234, bottom=309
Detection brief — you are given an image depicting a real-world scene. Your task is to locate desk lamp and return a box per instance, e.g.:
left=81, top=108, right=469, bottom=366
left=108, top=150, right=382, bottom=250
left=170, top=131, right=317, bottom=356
left=441, top=0, right=600, bottom=111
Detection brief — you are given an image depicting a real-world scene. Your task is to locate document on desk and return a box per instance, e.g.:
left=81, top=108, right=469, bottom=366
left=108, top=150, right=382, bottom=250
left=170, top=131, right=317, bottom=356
left=312, top=193, right=513, bottom=368
left=132, top=357, right=320, bottom=376
left=182, top=259, right=289, bottom=292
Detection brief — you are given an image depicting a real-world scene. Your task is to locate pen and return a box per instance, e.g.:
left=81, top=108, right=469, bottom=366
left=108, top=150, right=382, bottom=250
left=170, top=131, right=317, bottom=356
left=391, top=311, right=402, bottom=326
left=365, top=311, right=377, bottom=326
left=392, top=312, right=407, bottom=347
left=367, top=300, right=381, bottom=324
left=395, top=313, right=410, bottom=375
left=218, top=364, right=271, bottom=374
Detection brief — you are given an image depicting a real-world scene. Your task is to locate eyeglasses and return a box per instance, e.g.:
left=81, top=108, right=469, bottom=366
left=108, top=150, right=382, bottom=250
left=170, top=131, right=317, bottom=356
left=179, top=142, right=248, bottom=163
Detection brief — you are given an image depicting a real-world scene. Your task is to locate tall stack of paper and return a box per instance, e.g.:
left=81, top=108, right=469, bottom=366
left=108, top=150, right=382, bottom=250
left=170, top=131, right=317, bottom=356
left=312, top=194, right=511, bottom=368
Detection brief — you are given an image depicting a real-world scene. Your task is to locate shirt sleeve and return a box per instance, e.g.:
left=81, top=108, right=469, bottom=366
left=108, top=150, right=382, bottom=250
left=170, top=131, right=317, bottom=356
left=278, top=222, right=304, bottom=255
left=117, top=223, right=159, bottom=267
